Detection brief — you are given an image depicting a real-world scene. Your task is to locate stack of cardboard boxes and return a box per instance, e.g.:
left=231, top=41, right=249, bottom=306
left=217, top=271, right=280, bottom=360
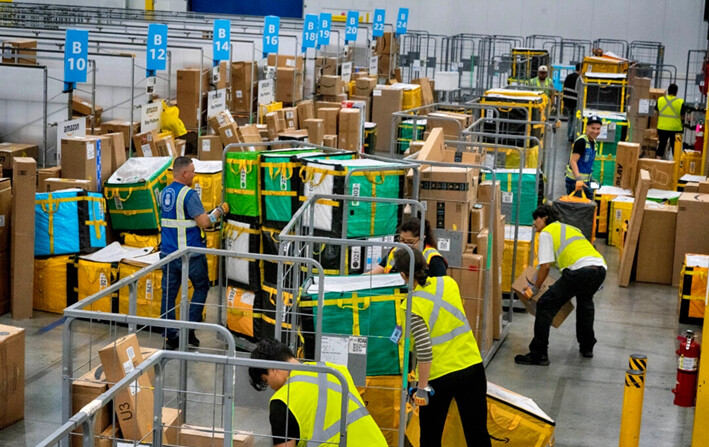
left=374, top=32, right=399, bottom=78
left=269, top=55, right=304, bottom=105
left=1, top=38, right=37, bottom=65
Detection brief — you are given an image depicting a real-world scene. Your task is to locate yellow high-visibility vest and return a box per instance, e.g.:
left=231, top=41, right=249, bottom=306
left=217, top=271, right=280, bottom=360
left=657, top=95, right=684, bottom=131
left=384, top=245, right=446, bottom=273
left=542, top=221, right=603, bottom=270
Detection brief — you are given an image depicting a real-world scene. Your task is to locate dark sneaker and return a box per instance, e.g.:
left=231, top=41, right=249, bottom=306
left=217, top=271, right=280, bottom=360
left=580, top=349, right=594, bottom=358
left=514, top=352, right=550, bottom=366
left=165, top=337, right=179, bottom=351
left=188, top=330, right=200, bottom=348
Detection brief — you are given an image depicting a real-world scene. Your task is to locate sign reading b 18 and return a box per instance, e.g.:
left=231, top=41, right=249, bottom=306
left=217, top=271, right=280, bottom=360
left=64, top=29, right=89, bottom=84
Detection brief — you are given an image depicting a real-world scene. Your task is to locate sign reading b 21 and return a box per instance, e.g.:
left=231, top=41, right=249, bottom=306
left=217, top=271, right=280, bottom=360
left=147, top=24, right=168, bottom=71
left=345, top=10, right=359, bottom=43
left=64, top=29, right=89, bottom=84
left=213, top=19, right=231, bottom=61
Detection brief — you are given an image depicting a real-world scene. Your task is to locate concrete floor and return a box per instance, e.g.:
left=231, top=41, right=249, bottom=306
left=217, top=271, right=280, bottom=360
left=0, top=123, right=701, bottom=446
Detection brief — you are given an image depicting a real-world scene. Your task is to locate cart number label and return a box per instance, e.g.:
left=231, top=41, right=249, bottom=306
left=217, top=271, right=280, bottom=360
left=351, top=246, right=361, bottom=270
left=502, top=192, right=514, bottom=203
left=349, top=336, right=367, bottom=354
left=241, top=168, right=248, bottom=189
left=241, top=291, right=255, bottom=306
left=146, top=279, right=153, bottom=301
left=438, top=238, right=450, bottom=252
left=351, top=183, right=360, bottom=206
left=227, top=288, right=236, bottom=305
left=99, top=272, right=108, bottom=289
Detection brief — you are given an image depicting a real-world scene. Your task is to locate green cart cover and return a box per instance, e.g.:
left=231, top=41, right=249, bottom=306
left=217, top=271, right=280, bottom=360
left=104, top=157, right=172, bottom=231
left=483, top=168, right=540, bottom=226
left=225, top=150, right=262, bottom=224
left=593, top=155, right=616, bottom=187
left=300, top=274, right=408, bottom=376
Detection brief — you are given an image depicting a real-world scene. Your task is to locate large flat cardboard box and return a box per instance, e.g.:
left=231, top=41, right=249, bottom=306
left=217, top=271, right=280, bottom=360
left=673, top=193, right=709, bottom=285
left=98, top=334, right=155, bottom=441
left=0, top=325, right=24, bottom=429
left=615, top=142, right=640, bottom=190
left=296, top=100, right=315, bottom=129
left=637, top=159, right=675, bottom=190
left=101, top=121, right=139, bottom=149
left=636, top=203, right=677, bottom=284
left=177, top=68, right=204, bottom=128
left=231, top=61, right=257, bottom=113
left=0, top=250, right=9, bottom=315
left=317, top=107, right=340, bottom=136
left=11, top=157, right=35, bottom=319
left=372, top=87, right=403, bottom=152
left=44, top=178, right=92, bottom=192
left=0, top=178, right=11, bottom=253
left=275, top=67, right=303, bottom=104
left=338, top=108, right=362, bottom=151
left=418, top=166, right=476, bottom=202
left=512, top=267, right=575, bottom=328
left=0, top=143, right=38, bottom=171
left=426, top=112, right=469, bottom=139
left=61, top=136, right=111, bottom=192
left=177, top=424, right=255, bottom=447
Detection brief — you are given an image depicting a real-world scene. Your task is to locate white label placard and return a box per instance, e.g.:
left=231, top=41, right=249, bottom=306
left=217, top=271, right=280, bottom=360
left=140, top=101, right=162, bottom=133
left=341, top=62, right=353, bottom=83
left=258, top=79, right=275, bottom=105
left=349, top=336, right=367, bottom=354
left=56, top=118, right=86, bottom=163
left=412, top=59, right=421, bottom=73
left=321, top=335, right=349, bottom=366
left=369, top=56, right=379, bottom=76
left=207, top=88, right=227, bottom=117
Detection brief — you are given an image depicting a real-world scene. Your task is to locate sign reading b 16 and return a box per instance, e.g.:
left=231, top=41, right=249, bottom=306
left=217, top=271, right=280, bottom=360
left=64, top=29, right=89, bottom=84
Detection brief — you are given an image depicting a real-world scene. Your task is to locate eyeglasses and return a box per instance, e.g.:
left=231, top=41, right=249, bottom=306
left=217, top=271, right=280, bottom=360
left=397, top=236, right=420, bottom=245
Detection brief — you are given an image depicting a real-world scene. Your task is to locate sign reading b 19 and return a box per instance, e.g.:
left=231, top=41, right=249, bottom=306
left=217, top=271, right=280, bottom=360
left=64, top=29, right=89, bottom=84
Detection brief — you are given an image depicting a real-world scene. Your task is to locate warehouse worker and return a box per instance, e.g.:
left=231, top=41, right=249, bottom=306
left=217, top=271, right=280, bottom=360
left=655, top=83, right=687, bottom=160
left=529, top=65, right=555, bottom=95
left=515, top=205, right=606, bottom=366
left=393, top=248, right=491, bottom=447
left=565, top=115, right=602, bottom=195
left=248, top=338, right=388, bottom=447
left=563, top=63, right=581, bottom=143
left=160, top=156, right=227, bottom=350
left=368, top=217, right=448, bottom=276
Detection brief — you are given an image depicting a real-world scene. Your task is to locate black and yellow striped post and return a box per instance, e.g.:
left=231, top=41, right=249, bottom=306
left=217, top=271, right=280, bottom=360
left=619, top=369, right=645, bottom=447
left=629, top=354, right=647, bottom=376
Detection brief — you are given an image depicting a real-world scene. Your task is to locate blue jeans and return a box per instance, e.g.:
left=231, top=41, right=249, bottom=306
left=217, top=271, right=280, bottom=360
left=160, top=254, right=210, bottom=340
left=566, top=106, right=577, bottom=141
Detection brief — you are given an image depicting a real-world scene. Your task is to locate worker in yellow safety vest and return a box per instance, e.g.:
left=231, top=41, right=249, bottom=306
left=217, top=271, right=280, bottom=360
left=528, top=65, right=555, bottom=95
left=393, top=248, right=491, bottom=447
left=367, top=217, right=448, bottom=276
left=655, top=83, right=687, bottom=160
left=515, top=204, right=606, bottom=366
left=565, top=114, right=602, bottom=195
left=248, top=339, right=387, bottom=447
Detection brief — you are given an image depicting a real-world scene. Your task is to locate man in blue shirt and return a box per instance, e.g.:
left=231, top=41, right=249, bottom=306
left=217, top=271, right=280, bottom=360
left=160, top=157, right=225, bottom=350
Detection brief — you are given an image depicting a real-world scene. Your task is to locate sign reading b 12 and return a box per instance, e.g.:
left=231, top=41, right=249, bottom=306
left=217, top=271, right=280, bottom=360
left=396, top=8, right=409, bottom=35
left=345, top=10, right=359, bottom=43
left=263, top=15, right=280, bottom=55
left=373, top=9, right=386, bottom=37
left=213, top=19, right=231, bottom=61
left=64, top=29, right=89, bottom=84
left=318, top=13, right=332, bottom=46
left=147, top=24, right=168, bottom=71
left=302, top=14, right=318, bottom=51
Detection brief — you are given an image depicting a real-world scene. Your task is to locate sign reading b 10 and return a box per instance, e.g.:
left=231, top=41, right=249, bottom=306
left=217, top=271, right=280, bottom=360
left=147, top=24, right=168, bottom=71
left=64, top=29, right=89, bottom=84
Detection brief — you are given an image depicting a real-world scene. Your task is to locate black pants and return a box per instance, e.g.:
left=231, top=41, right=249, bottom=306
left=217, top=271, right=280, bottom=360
left=419, top=363, right=491, bottom=447
left=656, top=129, right=680, bottom=159
left=529, top=266, right=606, bottom=355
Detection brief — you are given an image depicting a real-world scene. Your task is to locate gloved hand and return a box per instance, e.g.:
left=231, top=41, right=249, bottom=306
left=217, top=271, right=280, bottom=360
left=208, top=203, right=229, bottom=223
left=575, top=180, right=586, bottom=191
left=409, top=386, right=434, bottom=406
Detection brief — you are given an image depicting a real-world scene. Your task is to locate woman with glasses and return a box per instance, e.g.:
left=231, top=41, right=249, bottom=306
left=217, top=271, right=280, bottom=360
left=367, top=217, right=448, bottom=276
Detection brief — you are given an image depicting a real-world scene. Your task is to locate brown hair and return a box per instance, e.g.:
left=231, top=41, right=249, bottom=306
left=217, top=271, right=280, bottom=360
left=393, top=247, right=429, bottom=287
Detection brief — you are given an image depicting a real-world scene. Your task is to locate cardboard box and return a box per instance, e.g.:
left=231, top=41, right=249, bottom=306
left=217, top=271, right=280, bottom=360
left=37, top=167, right=61, bottom=191
left=470, top=203, right=485, bottom=235
left=426, top=112, right=468, bottom=139
left=374, top=32, right=399, bottom=55
left=447, top=253, right=490, bottom=352
left=0, top=250, right=9, bottom=314
left=424, top=200, right=471, bottom=236
left=177, top=424, right=255, bottom=446
left=512, top=267, right=575, bottom=328
left=61, top=136, right=112, bottom=191
left=317, top=107, right=340, bottom=136
left=319, top=75, right=344, bottom=96
left=0, top=325, right=24, bottom=429
left=338, top=108, right=362, bottom=151
left=684, top=182, right=700, bottom=192
left=354, top=77, right=378, bottom=97
left=0, top=178, right=10, bottom=253
left=350, top=95, right=372, bottom=121
left=11, top=157, right=35, bottom=319
left=44, top=178, right=92, bottom=192
left=207, top=110, right=235, bottom=134
left=296, top=100, right=315, bottom=129
left=98, top=334, right=155, bottom=441
left=0, top=143, right=39, bottom=170
left=275, top=67, right=303, bottom=104
left=323, top=134, right=338, bottom=147
left=264, top=112, right=284, bottom=141
left=282, top=107, right=298, bottom=129
left=1, top=38, right=36, bottom=64
left=177, top=68, right=204, bottom=128
left=413, top=77, right=435, bottom=106
left=372, top=87, right=403, bottom=152
left=72, top=96, right=103, bottom=117
left=232, top=61, right=257, bottom=113
left=277, top=129, right=309, bottom=142
left=637, top=158, right=675, bottom=190
left=238, top=125, right=263, bottom=145
left=614, top=142, right=640, bottom=190
left=131, top=130, right=160, bottom=158
left=218, top=122, right=240, bottom=146
left=419, top=166, right=476, bottom=202
left=699, top=181, right=709, bottom=194
left=198, top=136, right=223, bottom=161
left=101, top=121, right=139, bottom=149
left=71, top=366, right=113, bottom=447
left=267, top=54, right=304, bottom=71
left=155, top=135, right=177, bottom=158
left=636, top=203, right=677, bottom=284
left=322, top=57, right=338, bottom=76
left=304, top=118, right=324, bottom=145
left=673, top=193, right=709, bottom=285
left=104, top=133, right=126, bottom=173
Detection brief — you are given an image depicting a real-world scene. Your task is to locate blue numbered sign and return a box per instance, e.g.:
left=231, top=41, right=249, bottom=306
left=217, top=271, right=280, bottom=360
left=302, top=14, right=318, bottom=52
left=147, top=24, right=168, bottom=71
left=373, top=9, right=386, bottom=37
left=396, top=8, right=409, bottom=35
left=318, top=13, right=332, bottom=47
left=64, top=29, right=89, bottom=84
left=263, top=15, right=280, bottom=56
left=345, top=10, right=359, bottom=43
left=213, top=20, right=231, bottom=62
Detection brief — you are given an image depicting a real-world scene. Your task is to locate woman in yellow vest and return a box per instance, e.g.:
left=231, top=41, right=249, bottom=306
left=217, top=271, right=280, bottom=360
left=655, top=83, right=687, bottom=160
left=393, top=248, right=491, bottom=447
left=515, top=204, right=606, bottom=366
left=248, top=338, right=387, bottom=447
left=368, top=217, right=448, bottom=276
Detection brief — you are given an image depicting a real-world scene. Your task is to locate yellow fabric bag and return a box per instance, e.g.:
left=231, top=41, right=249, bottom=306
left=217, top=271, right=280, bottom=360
left=358, top=375, right=403, bottom=447
left=121, top=232, right=160, bottom=248
left=117, top=258, right=192, bottom=319
left=225, top=284, right=259, bottom=338
left=76, top=259, right=118, bottom=312
left=34, top=255, right=73, bottom=314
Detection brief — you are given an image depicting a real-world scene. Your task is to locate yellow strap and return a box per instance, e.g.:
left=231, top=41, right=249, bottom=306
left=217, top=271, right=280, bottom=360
left=227, top=158, right=257, bottom=176
left=105, top=187, right=134, bottom=202
left=298, top=294, right=405, bottom=307
left=262, top=190, right=297, bottom=197
left=299, top=196, right=340, bottom=207
left=225, top=188, right=257, bottom=196
left=370, top=182, right=377, bottom=235
left=109, top=209, right=154, bottom=216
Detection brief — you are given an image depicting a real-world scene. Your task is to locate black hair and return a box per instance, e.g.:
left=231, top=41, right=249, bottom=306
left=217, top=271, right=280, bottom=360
left=532, top=204, right=560, bottom=225
left=248, top=338, right=295, bottom=391
left=172, top=156, right=193, bottom=175
left=393, top=247, right=429, bottom=287
left=668, top=83, right=678, bottom=95
left=575, top=63, right=581, bottom=71
left=400, top=217, right=437, bottom=247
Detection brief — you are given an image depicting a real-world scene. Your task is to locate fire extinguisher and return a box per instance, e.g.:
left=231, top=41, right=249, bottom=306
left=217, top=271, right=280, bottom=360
left=695, top=122, right=704, bottom=153
left=673, top=329, right=701, bottom=407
